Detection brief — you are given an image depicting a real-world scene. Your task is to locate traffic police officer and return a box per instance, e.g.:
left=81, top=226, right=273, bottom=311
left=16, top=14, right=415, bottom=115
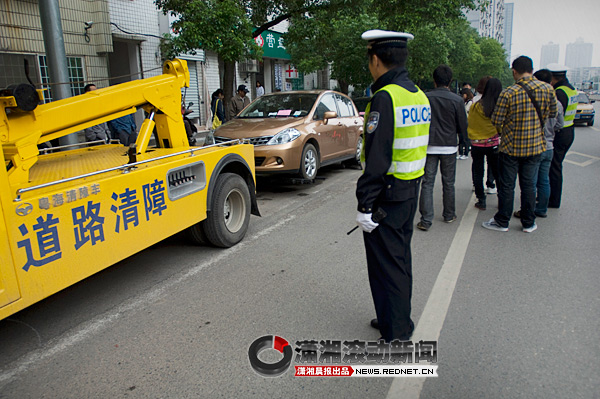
left=546, top=64, right=578, bottom=209
left=356, top=29, right=430, bottom=341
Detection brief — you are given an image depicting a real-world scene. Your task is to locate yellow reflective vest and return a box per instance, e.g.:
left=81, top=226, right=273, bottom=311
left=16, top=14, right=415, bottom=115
left=556, top=85, right=578, bottom=128
left=361, top=84, right=430, bottom=180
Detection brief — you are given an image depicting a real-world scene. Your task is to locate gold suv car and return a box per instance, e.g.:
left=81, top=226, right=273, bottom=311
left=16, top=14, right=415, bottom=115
left=209, top=90, right=363, bottom=180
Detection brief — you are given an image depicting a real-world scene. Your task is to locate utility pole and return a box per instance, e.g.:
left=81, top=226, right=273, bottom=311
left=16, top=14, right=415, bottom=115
left=38, top=0, right=78, bottom=146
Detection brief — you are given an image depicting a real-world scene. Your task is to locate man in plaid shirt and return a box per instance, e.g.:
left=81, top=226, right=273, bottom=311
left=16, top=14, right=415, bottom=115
left=483, top=56, right=557, bottom=233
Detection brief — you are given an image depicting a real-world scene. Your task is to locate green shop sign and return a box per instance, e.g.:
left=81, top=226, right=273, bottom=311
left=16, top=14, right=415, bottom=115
left=254, top=29, right=291, bottom=60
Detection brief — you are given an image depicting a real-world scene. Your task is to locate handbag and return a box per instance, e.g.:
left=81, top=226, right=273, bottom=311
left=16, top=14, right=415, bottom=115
left=212, top=99, right=222, bottom=129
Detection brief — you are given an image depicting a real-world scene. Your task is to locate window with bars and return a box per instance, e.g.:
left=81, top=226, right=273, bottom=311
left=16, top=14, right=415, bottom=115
left=0, top=53, right=41, bottom=89
left=39, top=55, right=86, bottom=102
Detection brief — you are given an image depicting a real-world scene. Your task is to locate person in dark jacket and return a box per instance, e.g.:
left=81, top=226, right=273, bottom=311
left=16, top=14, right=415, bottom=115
left=82, top=84, right=111, bottom=144
left=547, top=64, right=578, bottom=208
left=417, top=65, right=468, bottom=231
left=107, top=113, right=137, bottom=146
left=356, top=29, right=430, bottom=342
left=211, top=89, right=225, bottom=127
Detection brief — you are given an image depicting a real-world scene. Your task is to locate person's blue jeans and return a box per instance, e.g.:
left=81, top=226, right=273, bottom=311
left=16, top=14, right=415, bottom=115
left=419, top=153, right=456, bottom=227
left=535, top=149, right=553, bottom=216
left=494, top=152, right=541, bottom=229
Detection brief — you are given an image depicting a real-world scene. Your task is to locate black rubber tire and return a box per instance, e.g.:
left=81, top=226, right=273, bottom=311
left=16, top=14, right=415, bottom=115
left=588, top=119, right=594, bottom=126
left=354, top=135, right=363, bottom=168
left=299, top=143, right=318, bottom=180
left=186, top=220, right=208, bottom=245
left=203, top=173, right=251, bottom=248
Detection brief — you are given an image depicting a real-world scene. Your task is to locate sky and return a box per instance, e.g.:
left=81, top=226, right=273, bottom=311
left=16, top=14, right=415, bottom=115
left=508, top=0, right=600, bottom=69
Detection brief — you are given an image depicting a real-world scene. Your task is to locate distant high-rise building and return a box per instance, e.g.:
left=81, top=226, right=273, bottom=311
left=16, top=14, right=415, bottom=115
left=502, top=3, right=513, bottom=62
left=565, top=38, right=593, bottom=69
left=541, top=42, right=560, bottom=68
left=464, top=1, right=510, bottom=61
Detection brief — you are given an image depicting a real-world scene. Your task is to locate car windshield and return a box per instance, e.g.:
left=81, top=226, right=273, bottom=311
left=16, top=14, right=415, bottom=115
left=238, top=93, right=319, bottom=118
left=577, top=93, right=591, bottom=104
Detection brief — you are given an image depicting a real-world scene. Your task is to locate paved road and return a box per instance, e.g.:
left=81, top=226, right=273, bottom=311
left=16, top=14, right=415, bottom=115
left=1, top=111, right=598, bottom=398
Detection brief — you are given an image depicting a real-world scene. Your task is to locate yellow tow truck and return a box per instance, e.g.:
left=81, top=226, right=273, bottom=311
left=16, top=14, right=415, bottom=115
left=0, top=59, right=259, bottom=320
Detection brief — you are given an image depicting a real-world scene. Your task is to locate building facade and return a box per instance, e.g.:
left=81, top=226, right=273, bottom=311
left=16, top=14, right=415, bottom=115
left=565, top=38, right=593, bottom=70
left=464, top=1, right=512, bottom=62
left=540, top=42, right=560, bottom=69
left=0, top=0, right=112, bottom=100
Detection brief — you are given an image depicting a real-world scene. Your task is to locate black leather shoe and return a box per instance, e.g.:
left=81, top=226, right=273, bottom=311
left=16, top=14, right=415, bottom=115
left=370, top=318, right=379, bottom=330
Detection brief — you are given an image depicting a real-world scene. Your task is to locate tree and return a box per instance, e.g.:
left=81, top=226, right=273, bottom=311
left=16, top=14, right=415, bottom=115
left=285, top=7, right=378, bottom=94
left=475, top=37, right=512, bottom=87
left=155, top=0, right=359, bottom=104
left=155, top=0, right=260, bottom=106
left=374, top=0, right=479, bottom=88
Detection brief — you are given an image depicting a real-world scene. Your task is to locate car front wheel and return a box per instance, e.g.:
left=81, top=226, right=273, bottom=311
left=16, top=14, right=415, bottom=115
left=300, top=143, right=318, bottom=180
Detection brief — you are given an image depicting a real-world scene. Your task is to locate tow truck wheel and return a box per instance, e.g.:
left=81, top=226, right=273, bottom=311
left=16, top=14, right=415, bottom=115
left=203, top=173, right=251, bottom=248
left=186, top=220, right=208, bottom=245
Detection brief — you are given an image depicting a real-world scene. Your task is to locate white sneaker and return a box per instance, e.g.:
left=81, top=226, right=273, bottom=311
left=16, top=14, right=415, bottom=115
left=459, top=155, right=468, bottom=160
left=482, top=218, right=508, bottom=232
left=485, top=187, right=497, bottom=195
left=522, top=223, right=537, bottom=233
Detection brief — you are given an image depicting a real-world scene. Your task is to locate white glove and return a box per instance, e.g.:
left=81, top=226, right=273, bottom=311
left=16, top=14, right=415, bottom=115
left=356, top=212, right=379, bottom=233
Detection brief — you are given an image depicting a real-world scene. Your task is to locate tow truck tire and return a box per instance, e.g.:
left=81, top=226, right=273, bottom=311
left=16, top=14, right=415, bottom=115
left=186, top=220, right=208, bottom=245
left=203, top=173, right=251, bottom=248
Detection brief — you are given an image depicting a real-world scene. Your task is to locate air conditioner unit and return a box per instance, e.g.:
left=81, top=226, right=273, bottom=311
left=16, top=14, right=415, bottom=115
left=239, top=59, right=259, bottom=73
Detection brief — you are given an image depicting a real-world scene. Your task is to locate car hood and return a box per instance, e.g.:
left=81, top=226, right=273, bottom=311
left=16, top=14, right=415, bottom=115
left=215, top=118, right=306, bottom=138
left=577, top=104, right=594, bottom=111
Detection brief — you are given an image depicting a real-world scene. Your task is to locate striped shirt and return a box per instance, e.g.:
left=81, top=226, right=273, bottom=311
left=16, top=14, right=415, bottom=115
left=491, top=77, right=557, bottom=157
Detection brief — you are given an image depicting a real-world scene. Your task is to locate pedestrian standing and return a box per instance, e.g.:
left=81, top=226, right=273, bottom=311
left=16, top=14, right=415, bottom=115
left=211, top=89, right=225, bottom=128
left=227, top=85, right=250, bottom=120
left=459, top=87, right=474, bottom=160
left=107, top=113, right=137, bottom=146
left=467, top=78, right=502, bottom=211
left=417, top=65, right=468, bottom=231
left=82, top=84, right=111, bottom=144
left=546, top=64, right=578, bottom=209
left=514, top=69, right=564, bottom=219
left=483, top=56, right=557, bottom=233
left=355, top=29, right=430, bottom=342
left=256, top=81, right=265, bottom=97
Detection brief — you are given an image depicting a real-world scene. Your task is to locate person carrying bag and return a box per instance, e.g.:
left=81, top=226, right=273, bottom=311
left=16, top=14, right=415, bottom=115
left=211, top=89, right=225, bottom=130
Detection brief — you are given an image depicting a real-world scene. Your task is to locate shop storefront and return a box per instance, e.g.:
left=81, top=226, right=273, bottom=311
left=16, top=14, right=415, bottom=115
left=253, top=29, right=304, bottom=95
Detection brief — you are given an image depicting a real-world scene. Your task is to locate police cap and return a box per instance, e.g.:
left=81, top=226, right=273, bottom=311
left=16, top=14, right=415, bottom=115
left=362, top=29, right=414, bottom=50
left=546, top=63, right=569, bottom=75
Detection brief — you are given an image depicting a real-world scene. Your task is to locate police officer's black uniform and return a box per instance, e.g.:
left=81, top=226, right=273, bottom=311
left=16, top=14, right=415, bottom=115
left=356, top=67, right=422, bottom=341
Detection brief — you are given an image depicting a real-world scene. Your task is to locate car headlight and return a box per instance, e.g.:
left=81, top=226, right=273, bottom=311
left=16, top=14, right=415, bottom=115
left=266, top=128, right=301, bottom=145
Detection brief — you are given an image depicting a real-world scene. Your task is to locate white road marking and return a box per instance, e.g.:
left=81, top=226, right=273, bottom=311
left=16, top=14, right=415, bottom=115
left=564, top=151, right=600, bottom=167
left=0, top=215, right=296, bottom=389
left=386, top=194, right=478, bottom=399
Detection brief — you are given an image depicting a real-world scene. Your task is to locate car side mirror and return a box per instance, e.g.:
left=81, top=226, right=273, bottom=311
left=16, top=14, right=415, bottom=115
left=323, top=111, right=337, bottom=125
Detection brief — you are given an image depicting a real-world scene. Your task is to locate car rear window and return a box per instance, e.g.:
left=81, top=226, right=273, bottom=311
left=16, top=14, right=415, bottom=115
left=239, top=93, right=319, bottom=118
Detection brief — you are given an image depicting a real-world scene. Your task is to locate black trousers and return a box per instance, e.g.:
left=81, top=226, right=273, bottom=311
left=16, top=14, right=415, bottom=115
left=363, top=187, right=419, bottom=341
left=471, top=146, right=499, bottom=200
left=549, top=126, right=575, bottom=208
